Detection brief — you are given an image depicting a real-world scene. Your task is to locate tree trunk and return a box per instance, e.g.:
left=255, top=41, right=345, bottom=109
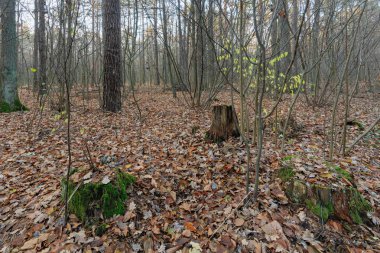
left=206, top=105, right=240, bottom=142
left=33, top=0, right=39, bottom=92
left=103, top=0, right=122, bottom=112
left=1, top=0, right=23, bottom=111
left=153, top=0, right=160, bottom=86
left=38, top=0, right=47, bottom=98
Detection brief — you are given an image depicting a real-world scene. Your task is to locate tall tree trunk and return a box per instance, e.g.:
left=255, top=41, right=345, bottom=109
left=177, top=0, right=185, bottom=86
left=33, top=0, right=39, bottom=92
left=103, top=0, right=122, bottom=112
left=278, top=0, right=291, bottom=74
left=153, top=0, right=160, bottom=86
left=311, top=0, right=321, bottom=100
left=1, top=0, right=22, bottom=110
left=271, top=0, right=279, bottom=96
left=162, top=0, right=175, bottom=97
left=38, top=0, right=47, bottom=99
left=141, top=10, right=146, bottom=85
left=92, top=0, right=97, bottom=86
left=291, top=0, right=298, bottom=74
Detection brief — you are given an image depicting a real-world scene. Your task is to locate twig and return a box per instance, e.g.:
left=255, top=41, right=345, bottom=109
left=84, top=141, right=96, bottom=171
left=346, top=116, right=380, bottom=154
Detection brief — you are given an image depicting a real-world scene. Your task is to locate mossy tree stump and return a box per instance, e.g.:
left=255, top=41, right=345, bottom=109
left=278, top=166, right=372, bottom=224
left=62, top=170, right=135, bottom=224
left=285, top=180, right=372, bottom=223
left=206, top=105, right=240, bottom=142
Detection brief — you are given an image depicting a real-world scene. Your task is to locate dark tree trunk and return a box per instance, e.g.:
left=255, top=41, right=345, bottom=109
left=33, top=0, right=39, bottom=92
left=38, top=0, right=47, bottom=97
left=153, top=0, right=160, bottom=86
left=206, top=105, right=240, bottom=142
left=103, top=0, right=122, bottom=112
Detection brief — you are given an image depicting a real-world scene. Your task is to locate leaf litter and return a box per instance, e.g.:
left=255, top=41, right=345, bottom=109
left=0, top=89, right=379, bottom=252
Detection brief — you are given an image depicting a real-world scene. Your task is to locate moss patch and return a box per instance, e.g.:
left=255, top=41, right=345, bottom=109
left=306, top=199, right=334, bottom=222
left=348, top=188, right=372, bottom=224
left=284, top=179, right=372, bottom=224
left=333, top=166, right=353, bottom=182
left=347, top=119, right=364, bottom=131
left=95, top=223, right=108, bottom=236
left=0, top=99, right=28, bottom=113
left=62, top=170, right=136, bottom=224
left=281, top=155, right=295, bottom=162
left=278, top=166, right=295, bottom=182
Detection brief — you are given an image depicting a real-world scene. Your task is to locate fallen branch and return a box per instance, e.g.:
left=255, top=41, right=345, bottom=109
left=346, top=116, right=380, bottom=154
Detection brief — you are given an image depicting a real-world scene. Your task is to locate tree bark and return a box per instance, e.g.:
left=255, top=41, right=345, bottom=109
left=103, top=0, right=122, bottom=112
left=33, top=0, right=39, bottom=92
left=1, top=0, right=21, bottom=110
left=153, top=0, right=160, bottom=86
left=206, top=105, right=240, bottom=142
left=38, top=0, right=47, bottom=98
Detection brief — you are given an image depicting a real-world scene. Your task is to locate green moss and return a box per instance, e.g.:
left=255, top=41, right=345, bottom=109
left=348, top=188, right=372, bottom=224
left=95, top=223, right=108, bottom=236
left=281, top=155, right=295, bottom=161
left=278, top=166, right=295, bottom=182
left=347, top=120, right=364, bottom=131
left=333, top=166, right=353, bottom=181
left=306, top=199, right=334, bottom=222
left=0, top=99, right=28, bottom=113
left=62, top=170, right=136, bottom=224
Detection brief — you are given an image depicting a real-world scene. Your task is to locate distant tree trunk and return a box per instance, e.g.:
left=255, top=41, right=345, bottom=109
left=1, top=0, right=23, bottom=110
left=162, top=0, right=175, bottom=97
left=270, top=0, right=279, bottom=95
left=92, top=0, right=96, bottom=86
left=195, top=0, right=204, bottom=106
left=291, top=0, right=298, bottom=74
left=207, top=0, right=215, bottom=87
left=311, top=0, right=321, bottom=100
left=206, top=105, right=240, bottom=142
left=141, top=10, right=146, bottom=84
left=38, top=0, right=47, bottom=99
left=103, top=0, right=122, bottom=112
left=278, top=0, right=291, bottom=74
left=33, top=0, right=39, bottom=92
left=66, top=0, right=74, bottom=90
left=177, top=0, right=185, bottom=85
left=153, top=0, right=160, bottom=86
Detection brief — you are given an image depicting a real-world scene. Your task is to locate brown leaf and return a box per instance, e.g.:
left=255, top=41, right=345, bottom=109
left=234, top=218, right=245, bottom=227
left=152, top=225, right=160, bottom=235
left=180, top=203, right=192, bottom=211
left=184, top=222, right=197, bottom=232
left=182, top=229, right=192, bottom=237
left=20, top=237, right=39, bottom=250
left=143, top=236, right=154, bottom=253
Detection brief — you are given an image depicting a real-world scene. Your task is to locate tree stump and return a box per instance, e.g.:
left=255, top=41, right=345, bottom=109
left=206, top=105, right=240, bottom=142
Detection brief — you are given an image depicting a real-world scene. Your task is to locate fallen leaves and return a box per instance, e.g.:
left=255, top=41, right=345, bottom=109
left=261, top=220, right=290, bottom=250
left=1, top=90, right=379, bottom=252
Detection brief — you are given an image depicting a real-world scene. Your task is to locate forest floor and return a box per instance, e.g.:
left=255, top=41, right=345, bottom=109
left=0, top=88, right=379, bottom=253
